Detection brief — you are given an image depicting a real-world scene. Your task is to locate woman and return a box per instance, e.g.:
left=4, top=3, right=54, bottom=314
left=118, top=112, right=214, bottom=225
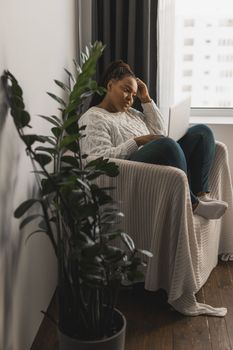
left=79, top=60, right=228, bottom=220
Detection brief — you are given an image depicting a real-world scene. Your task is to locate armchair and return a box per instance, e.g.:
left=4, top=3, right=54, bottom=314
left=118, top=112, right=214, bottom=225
left=96, top=141, right=233, bottom=316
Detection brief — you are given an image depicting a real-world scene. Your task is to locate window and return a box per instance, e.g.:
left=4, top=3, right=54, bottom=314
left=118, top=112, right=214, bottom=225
left=218, top=54, right=233, bottom=62
left=184, top=19, right=195, bottom=27
left=182, top=85, right=192, bottom=92
left=219, top=18, right=233, bottom=27
left=174, top=0, right=233, bottom=108
left=183, top=54, right=193, bottom=61
left=184, top=38, right=194, bottom=46
left=220, top=70, right=233, bottom=78
left=183, top=69, right=193, bottom=76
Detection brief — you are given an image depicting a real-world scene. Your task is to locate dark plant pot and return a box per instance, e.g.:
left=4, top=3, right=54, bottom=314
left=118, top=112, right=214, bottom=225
left=58, top=309, right=126, bottom=350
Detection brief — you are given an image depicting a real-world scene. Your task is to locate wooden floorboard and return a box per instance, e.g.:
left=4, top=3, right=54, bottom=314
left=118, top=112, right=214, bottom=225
left=31, top=261, right=233, bottom=350
left=202, top=266, right=231, bottom=350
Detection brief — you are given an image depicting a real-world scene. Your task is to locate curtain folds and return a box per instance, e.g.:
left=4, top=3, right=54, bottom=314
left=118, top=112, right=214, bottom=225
left=157, top=0, right=175, bottom=126
left=92, top=0, right=158, bottom=102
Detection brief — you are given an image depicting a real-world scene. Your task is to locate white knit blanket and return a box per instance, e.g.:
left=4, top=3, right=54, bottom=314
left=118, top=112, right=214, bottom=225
left=96, top=141, right=233, bottom=316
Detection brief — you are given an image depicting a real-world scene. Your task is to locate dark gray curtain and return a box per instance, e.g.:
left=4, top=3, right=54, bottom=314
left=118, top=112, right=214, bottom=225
left=92, top=0, right=158, bottom=103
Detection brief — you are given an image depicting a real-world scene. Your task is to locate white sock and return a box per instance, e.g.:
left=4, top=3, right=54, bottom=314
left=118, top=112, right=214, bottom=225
left=194, top=198, right=228, bottom=219
left=199, top=194, right=226, bottom=205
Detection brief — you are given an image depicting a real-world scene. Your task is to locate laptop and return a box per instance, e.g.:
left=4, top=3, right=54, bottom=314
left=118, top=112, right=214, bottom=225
left=167, top=97, right=191, bottom=141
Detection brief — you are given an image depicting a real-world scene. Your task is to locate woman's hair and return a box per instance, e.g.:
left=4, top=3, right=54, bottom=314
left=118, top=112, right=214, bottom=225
left=89, top=60, right=136, bottom=107
left=100, top=60, right=135, bottom=88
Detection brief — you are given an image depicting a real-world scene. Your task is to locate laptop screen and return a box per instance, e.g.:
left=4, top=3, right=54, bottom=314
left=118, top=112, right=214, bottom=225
left=168, top=97, right=191, bottom=141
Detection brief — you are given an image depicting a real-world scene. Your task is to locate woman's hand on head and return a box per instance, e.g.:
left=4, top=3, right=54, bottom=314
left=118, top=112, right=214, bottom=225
left=134, top=134, right=164, bottom=147
left=136, top=78, right=151, bottom=104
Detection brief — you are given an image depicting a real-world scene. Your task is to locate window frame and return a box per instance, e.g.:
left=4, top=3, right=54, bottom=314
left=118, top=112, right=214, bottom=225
left=191, top=107, right=233, bottom=117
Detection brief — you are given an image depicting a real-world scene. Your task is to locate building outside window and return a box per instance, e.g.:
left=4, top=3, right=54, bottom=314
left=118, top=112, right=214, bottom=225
left=174, top=0, right=233, bottom=108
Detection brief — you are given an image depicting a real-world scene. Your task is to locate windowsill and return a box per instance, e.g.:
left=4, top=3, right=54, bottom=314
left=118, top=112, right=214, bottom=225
left=190, top=116, right=233, bottom=125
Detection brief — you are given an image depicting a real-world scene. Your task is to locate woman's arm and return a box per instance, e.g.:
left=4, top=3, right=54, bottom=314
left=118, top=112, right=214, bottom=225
left=135, top=78, right=166, bottom=135
left=79, top=113, right=138, bottom=159
left=141, top=101, right=166, bottom=135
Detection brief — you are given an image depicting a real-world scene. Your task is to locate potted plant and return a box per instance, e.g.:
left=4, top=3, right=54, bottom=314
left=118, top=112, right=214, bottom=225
left=1, top=42, right=152, bottom=350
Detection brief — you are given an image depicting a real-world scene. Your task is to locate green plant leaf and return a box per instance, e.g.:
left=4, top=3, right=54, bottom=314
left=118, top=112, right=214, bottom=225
left=41, top=178, right=56, bottom=195
left=86, top=171, right=105, bottom=181
left=11, top=109, right=31, bottom=128
left=60, top=156, right=79, bottom=167
left=34, top=153, right=52, bottom=166
left=10, top=95, right=25, bottom=109
left=19, top=214, right=42, bottom=230
left=62, top=140, right=80, bottom=153
left=73, top=59, right=82, bottom=75
left=38, top=115, right=62, bottom=127
left=85, top=158, right=119, bottom=177
left=54, top=79, right=70, bottom=92
left=51, top=127, right=62, bottom=138
left=21, top=134, right=47, bottom=147
left=136, top=249, right=153, bottom=258
left=35, top=146, right=58, bottom=155
left=82, top=243, right=101, bottom=258
left=64, top=68, right=75, bottom=83
left=63, top=114, right=80, bottom=129
left=102, top=245, right=124, bottom=262
left=78, top=203, right=98, bottom=219
left=65, top=123, right=80, bottom=135
left=4, top=70, right=17, bottom=83
left=121, top=232, right=135, bottom=252
left=47, top=92, right=66, bottom=106
left=59, top=134, right=80, bottom=149
left=11, top=82, right=23, bottom=97
left=14, top=199, right=40, bottom=218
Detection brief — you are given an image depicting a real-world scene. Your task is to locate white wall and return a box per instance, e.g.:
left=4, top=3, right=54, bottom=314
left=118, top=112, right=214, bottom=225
left=0, top=1, right=76, bottom=349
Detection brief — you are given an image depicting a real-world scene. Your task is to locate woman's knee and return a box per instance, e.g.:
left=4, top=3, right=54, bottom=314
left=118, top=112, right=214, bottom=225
left=188, top=124, right=214, bottom=141
left=160, top=137, right=182, bottom=154
left=158, top=137, right=187, bottom=169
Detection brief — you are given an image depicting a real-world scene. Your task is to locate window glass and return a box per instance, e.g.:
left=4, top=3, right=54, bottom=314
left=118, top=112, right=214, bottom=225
left=174, top=0, right=233, bottom=108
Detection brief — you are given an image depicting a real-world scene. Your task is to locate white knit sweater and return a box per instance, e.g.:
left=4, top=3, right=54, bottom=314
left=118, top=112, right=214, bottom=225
left=79, top=101, right=166, bottom=159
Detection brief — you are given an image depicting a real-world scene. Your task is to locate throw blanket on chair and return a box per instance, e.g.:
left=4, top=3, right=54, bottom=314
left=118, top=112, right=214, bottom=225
left=96, top=141, right=233, bottom=316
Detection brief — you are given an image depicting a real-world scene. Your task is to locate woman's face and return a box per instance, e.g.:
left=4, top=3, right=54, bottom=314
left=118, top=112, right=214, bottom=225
left=107, top=76, right=138, bottom=112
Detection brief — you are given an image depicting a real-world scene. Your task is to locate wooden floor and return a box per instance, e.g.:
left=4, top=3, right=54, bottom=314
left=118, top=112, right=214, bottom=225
left=31, top=260, right=233, bottom=350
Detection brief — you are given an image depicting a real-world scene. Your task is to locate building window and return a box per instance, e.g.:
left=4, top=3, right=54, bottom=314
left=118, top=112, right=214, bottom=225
left=183, top=54, right=193, bottom=61
left=184, top=19, right=195, bottom=27
left=184, top=38, right=194, bottom=46
left=182, top=85, right=192, bottom=92
left=219, top=18, right=233, bottom=27
left=218, top=38, right=233, bottom=46
left=183, top=69, right=193, bottom=77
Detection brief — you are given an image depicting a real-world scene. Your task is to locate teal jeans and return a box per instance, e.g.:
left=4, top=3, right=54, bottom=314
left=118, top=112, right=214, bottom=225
left=129, top=124, right=216, bottom=204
